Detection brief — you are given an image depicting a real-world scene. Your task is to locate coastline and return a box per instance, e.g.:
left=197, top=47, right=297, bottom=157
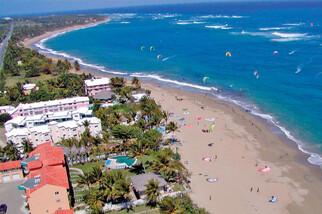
left=23, top=20, right=322, bottom=214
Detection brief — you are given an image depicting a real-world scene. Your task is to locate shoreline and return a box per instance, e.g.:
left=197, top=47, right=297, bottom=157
left=23, top=20, right=322, bottom=214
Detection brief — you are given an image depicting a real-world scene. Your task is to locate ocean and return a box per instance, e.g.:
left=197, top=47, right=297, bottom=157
left=37, top=2, right=322, bottom=167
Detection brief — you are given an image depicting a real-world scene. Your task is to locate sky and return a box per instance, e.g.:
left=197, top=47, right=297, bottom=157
left=0, top=0, right=214, bottom=16
left=0, top=0, right=302, bottom=16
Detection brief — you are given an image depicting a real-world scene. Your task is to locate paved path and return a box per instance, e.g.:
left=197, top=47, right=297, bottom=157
left=0, top=22, right=13, bottom=67
left=69, top=167, right=84, bottom=176
left=0, top=180, right=27, bottom=214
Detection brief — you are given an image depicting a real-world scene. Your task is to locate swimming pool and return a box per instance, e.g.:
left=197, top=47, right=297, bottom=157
left=112, top=155, right=136, bottom=166
left=105, top=155, right=137, bottom=169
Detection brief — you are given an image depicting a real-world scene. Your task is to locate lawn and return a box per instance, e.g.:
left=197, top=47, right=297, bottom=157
left=73, top=161, right=104, bottom=174
left=5, top=72, right=55, bottom=87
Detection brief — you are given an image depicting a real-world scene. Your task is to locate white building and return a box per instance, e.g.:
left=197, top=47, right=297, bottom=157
left=0, top=105, right=15, bottom=114
left=22, top=83, right=38, bottom=95
left=10, top=96, right=89, bottom=118
left=84, top=78, right=111, bottom=96
left=5, top=107, right=102, bottom=150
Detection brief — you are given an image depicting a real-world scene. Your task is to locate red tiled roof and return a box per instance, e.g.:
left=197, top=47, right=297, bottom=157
left=28, top=142, right=65, bottom=167
left=24, top=142, right=69, bottom=195
left=27, top=160, right=43, bottom=170
left=0, top=160, right=21, bottom=171
left=54, top=209, right=74, bottom=214
left=27, top=165, right=69, bottom=194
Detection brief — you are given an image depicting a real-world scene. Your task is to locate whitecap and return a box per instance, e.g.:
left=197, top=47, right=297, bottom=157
left=205, top=25, right=232, bottom=30
left=152, top=13, right=181, bottom=20
left=198, top=14, right=246, bottom=19
left=130, top=73, right=218, bottom=91
left=272, top=32, right=307, bottom=38
left=283, top=22, right=305, bottom=26
left=175, top=20, right=205, bottom=25
left=120, top=21, right=130, bottom=24
left=233, top=30, right=272, bottom=38
left=259, top=27, right=291, bottom=31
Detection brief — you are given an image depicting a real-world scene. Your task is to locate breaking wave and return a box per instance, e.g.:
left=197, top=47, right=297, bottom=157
left=205, top=24, right=232, bottom=30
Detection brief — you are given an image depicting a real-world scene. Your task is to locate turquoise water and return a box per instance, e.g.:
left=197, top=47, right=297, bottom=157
left=113, top=156, right=136, bottom=166
left=40, top=2, right=322, bottom=166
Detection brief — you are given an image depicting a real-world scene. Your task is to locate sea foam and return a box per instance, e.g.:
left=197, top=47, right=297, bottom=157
left=205, top=25, right=232, bottom=30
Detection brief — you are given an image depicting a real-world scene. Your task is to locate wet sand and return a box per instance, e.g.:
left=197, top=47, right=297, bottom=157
left=23, top=20, right=322, bottom=214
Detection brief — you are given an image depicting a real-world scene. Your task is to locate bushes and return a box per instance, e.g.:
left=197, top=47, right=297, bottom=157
left=0, top=113, right=11, bottom=126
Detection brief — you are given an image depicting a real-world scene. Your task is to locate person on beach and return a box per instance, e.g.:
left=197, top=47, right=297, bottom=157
left=257, top=187, right=260, bottom=192
left=250, top=187, right=253, bottom=192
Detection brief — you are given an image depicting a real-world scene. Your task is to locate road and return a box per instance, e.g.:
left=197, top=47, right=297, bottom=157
left=0, top=22, right=13, bottom=67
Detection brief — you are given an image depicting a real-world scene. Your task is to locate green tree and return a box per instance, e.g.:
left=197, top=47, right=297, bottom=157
left=150, top=149, right=187, bottom=182
left=100, top=170, right=131, bottom=203
left=159, top=195, right=208, bottom=214
left=111, top=125, right=142, bottom=143
left=0, top=113, right=11, bottom=126
left=77, top=172, right=92, bottom=189
left=166, top=121, right=179, bottom=134
left=2, top=143, right=20, bottom=161
left=110, top=77, right=125, bottom=92
left=83, top=188, right=104, bottom=214
left=22, top=140, right=34, bottom=154
left=89, top=166, right=103, bottom=185
left=144, top=179, right=160, bottom=207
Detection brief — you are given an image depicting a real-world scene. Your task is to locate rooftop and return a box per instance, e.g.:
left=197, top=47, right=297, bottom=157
left=93, top=90, right=115, bottom=100
left=19, top=143, right=69, bottom=195
left=15, top=96, right=89, bottom=111
left=0, top=160, right=21, bottom=171
left=131, top=173, right=167, bottom=192
left=85, top=77, right=110, bottom=87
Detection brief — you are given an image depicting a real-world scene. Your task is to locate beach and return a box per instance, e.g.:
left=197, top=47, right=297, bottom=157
left=23, top=20, right=322, bottom=214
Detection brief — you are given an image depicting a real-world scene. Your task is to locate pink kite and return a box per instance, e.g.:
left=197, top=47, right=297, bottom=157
left=258, top=166, right=271, bottom=173
left=202, top=157, right=212, bottom=162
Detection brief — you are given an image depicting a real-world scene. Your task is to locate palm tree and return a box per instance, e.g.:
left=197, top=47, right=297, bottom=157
left=100, top=170, right=131, bottom=203
left=90, top=166, right=103, bottom=185
left=131, top=77, right=141, bottom=89
left=166, top=121, right=178, bottom=134
left=83, top=120, right=90, bottom=128
left=77, top=172, right=92, bottom=189
left=83, top=188, right=104, bottom=214
left=159, top=196, right=177, bottom=213
left=22, top=140, right=34, bottom=154
left=145, top=179, right=160, bottom=207
left=3, top=143, right=20, bottom=161
left=162, top=111, right=169, bottom=124
left=150, top=149, right=187, bottom=182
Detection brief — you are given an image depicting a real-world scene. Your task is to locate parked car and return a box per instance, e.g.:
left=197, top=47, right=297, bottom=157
left=0, top=204, right=7, bottom=214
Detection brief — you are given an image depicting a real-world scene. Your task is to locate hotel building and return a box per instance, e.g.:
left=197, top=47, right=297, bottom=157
left=84, top=77, right=111, bottom=96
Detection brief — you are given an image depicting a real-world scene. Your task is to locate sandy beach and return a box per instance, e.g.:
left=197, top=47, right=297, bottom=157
left=23, top=20, right=322, bottom=214
left=23, top=17, right=109, bottom=48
